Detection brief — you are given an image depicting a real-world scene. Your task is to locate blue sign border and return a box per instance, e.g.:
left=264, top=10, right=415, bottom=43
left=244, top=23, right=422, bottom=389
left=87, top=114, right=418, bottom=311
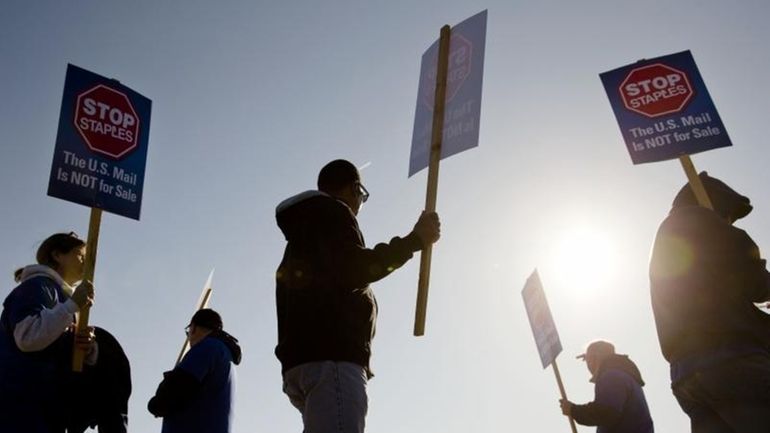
left=47, top=64, right=152, bottom=220
left=600, top=50, right=731, bottom=164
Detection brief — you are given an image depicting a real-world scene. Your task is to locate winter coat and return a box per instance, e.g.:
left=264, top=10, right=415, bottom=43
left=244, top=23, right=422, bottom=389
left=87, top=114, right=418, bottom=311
left=571, top=355, right=654, bottom=433
left=0, top=273, right=77, bottom=433
left=649, top=173, right=770, bottom=383
left=275, top=191, right=423, bottom=376
left=148, top=330, right=241, bottom=433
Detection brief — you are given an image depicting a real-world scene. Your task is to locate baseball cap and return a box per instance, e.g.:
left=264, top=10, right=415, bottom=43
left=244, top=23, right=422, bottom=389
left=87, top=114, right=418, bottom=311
left=576, top=340, right=615, bottom=360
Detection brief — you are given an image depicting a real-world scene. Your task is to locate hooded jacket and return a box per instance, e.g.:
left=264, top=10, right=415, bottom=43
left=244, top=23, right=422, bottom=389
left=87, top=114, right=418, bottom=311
left=148, top=330, right=241, bottom=433
left=275, top=191, right=423, bottom=376
left=649, top=172, right=770, bottom=382
left=571, top=354, right=654, bottom=433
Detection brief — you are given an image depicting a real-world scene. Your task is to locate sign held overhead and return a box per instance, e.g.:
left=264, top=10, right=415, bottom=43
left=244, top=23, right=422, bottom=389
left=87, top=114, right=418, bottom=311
left=48, top=64, right=152, bottom=220
left=599, top=50, right=731, bottom=165
left=409, top=10, right=487, bottom=177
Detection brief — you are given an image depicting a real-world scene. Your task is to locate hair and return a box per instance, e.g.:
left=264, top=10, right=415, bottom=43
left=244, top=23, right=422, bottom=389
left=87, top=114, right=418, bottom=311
left=191, top=308, right=223, bottom=330
left=14, top=232, right=85, bottom=282
left=317, top=159, right=360, bottom=194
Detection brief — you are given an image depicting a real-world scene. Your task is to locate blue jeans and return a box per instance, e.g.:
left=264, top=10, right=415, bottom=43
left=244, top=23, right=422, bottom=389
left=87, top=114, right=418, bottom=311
left=283, top=361, right=368, bottom=433
left=673, top=354, right=770, bottom=433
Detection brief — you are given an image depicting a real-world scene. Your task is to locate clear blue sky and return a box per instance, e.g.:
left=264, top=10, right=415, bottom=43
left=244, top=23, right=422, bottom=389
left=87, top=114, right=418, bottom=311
left=2, top=1, right=770, bottom=432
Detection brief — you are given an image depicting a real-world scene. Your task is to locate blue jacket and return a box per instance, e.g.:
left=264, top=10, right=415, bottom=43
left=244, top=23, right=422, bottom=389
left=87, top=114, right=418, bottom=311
left=149, top=331, right=242, bottom=433
left=0, top=276, right=73, bottom=433
left=571, top=355, right=654, bottom=433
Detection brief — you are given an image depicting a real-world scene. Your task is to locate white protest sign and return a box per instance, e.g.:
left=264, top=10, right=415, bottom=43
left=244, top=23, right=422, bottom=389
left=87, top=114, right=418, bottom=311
left=522, top=269, right=563, bottom=368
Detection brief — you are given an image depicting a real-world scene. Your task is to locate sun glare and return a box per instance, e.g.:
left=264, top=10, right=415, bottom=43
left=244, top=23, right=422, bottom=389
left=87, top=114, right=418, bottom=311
left=543, top=225, right=620, bottom=298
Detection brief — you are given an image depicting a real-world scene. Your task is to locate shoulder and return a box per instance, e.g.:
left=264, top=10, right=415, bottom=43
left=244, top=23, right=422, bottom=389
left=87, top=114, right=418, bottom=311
left=596, top=368, right=635, bottom=389
left=4, top=277, right=60, bottom=305
left=190, top=337, right=231, bottom=361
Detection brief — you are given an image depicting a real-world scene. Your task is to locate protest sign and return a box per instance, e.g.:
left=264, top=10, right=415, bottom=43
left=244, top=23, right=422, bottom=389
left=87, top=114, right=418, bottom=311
left=600, top=50, right=731, bottom=165
left=522, top=270, right=577, bottom=433
left=49, top=64, right=152, bottom=220
left=48, top=64, right=152, bottom=370
left=409, top=10, right=487, bottom=177
left=412, top=10, right=487, bottom=336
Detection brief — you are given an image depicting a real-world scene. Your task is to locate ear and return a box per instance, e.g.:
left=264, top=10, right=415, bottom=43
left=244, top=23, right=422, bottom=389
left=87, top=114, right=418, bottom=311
left=50, top=251, right=63, bottom=267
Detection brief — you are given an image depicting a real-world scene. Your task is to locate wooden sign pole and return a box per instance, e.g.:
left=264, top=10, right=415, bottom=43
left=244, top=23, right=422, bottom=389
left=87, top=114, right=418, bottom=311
left=72, top=207, right=102, bottom=372
left=414, top=24, right=451, bottom=337
left=175, top=270, right=215, bottom=365
left=552, top=359, right=578, bottom=433
left=678, top=155, right=713, bottom=210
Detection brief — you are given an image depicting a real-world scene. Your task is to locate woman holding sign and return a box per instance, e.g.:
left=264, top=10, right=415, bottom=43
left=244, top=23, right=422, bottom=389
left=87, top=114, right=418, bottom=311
left=0, top=232, right=131, bottom=433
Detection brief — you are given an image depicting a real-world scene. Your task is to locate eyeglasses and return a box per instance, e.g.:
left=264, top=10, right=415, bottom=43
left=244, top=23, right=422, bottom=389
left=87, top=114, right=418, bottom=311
left=356, top=182, right=369, bottom=203
left=185, top=324, right=192, bottom=336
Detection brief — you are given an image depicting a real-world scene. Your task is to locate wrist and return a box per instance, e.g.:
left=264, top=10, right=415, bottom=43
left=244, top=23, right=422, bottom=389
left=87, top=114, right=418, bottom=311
left=404, top=231, right=425, bottom=252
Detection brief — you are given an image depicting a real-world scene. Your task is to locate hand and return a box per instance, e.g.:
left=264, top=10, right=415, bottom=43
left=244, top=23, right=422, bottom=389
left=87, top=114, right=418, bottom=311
left=412, top=211, right=440, bottom=246
left=71, top=280, right=95, bottom=308
left=74, top=326, right=96, bottom=353
left=559, top=399, right=573, bottom=416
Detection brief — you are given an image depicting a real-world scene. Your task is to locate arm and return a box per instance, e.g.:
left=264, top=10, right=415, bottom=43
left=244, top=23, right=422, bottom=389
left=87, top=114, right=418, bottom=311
left=147, top=369, right=202, bottom=417
left=322, top=207, right=428, bottom=288
left=148, top=340, right=213, bottom=417
left=570, top=371, right=626, bottom=427
left=13, top=299, right=79, bottom=351
left=732, top=229, right=770, bottom=303
left=11, top=280, right=93, bottom=352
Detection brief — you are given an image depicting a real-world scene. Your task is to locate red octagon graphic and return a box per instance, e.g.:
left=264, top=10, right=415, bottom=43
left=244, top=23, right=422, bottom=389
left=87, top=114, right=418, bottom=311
left=421, top=34, right=473, bottom=109
left=619, top=63, right=694, bottom=118
left=74, top=85, right=140, bottom=159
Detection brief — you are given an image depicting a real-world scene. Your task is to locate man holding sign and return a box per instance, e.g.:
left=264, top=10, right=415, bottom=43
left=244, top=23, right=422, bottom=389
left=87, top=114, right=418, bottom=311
left=275, top=159, right=439, bottom=433
left=650, top=173, right=770, bottom=432
left=559, top=341, right=654, bottom=433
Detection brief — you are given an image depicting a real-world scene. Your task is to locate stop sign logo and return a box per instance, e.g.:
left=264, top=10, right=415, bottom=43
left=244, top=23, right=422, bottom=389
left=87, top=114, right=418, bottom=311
left=619, top=63, right=694, bottom=118
left=421, top=34, right=473, bottom=109
left=74, top=84, right=140, bottom=159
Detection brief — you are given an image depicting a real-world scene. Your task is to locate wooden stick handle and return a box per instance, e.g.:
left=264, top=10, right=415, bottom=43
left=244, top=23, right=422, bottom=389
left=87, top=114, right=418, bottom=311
left=552, top=359, right=578, bottom=433
left=678, top=155, right=713, bottom=210
left=175, top=287, right=213, bottom=365
left=72, top=207, right=102, bottom=372
left=414, top=24, right=451, bottom=337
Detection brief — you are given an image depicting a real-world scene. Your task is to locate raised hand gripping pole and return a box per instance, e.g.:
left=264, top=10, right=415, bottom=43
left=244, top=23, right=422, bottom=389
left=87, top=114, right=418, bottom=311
left=414, top=24, right=451, bottom=337
left=72, top=208, right=102, bottom=372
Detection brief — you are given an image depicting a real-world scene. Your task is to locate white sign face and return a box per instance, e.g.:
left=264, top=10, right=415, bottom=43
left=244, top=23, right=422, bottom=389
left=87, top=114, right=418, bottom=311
left=522, top=270, right=563, bottom=369
left=409, top=10, right=487, bottom=177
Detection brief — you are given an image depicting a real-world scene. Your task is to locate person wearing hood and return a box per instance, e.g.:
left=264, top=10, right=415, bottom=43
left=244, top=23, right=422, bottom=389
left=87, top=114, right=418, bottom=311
left=649, top=172, right=770, bottom=432
left=275, top=159, right=440, bottom=433
left=0, top=232, right=131, bottom=433
left=148, top=308, right=242, bottom=433
left=560, top=340, right=654, bottom=433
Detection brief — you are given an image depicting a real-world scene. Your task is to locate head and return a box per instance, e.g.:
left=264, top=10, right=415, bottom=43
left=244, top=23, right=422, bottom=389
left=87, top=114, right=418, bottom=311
left=672, top=172, right=752, bottom=224
left=578, top=340, right=615, bottom=378
left=15, top=232, right=86, bottom=284
left=317, top=159, right=369, bottom=216
left=186, top=308, right=223, bottom=346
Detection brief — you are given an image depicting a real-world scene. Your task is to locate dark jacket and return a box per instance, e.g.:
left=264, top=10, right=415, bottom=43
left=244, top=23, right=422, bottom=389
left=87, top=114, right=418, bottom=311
left=275, top=191, right=423, bottom=376
left=571, top=355, right=654, bottom=433
left=649, top=173, right=770, bottom=382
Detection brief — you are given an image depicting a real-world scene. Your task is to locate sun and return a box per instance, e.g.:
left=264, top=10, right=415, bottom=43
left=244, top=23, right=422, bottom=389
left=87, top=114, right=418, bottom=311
left=542, top=224, right=620, bottom=298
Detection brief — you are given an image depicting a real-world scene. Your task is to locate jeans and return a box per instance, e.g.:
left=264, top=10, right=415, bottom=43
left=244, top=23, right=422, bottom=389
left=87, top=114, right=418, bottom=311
left=283, top=361, right=368, bottom=433
left=673, top=354, right=770, bottom=433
